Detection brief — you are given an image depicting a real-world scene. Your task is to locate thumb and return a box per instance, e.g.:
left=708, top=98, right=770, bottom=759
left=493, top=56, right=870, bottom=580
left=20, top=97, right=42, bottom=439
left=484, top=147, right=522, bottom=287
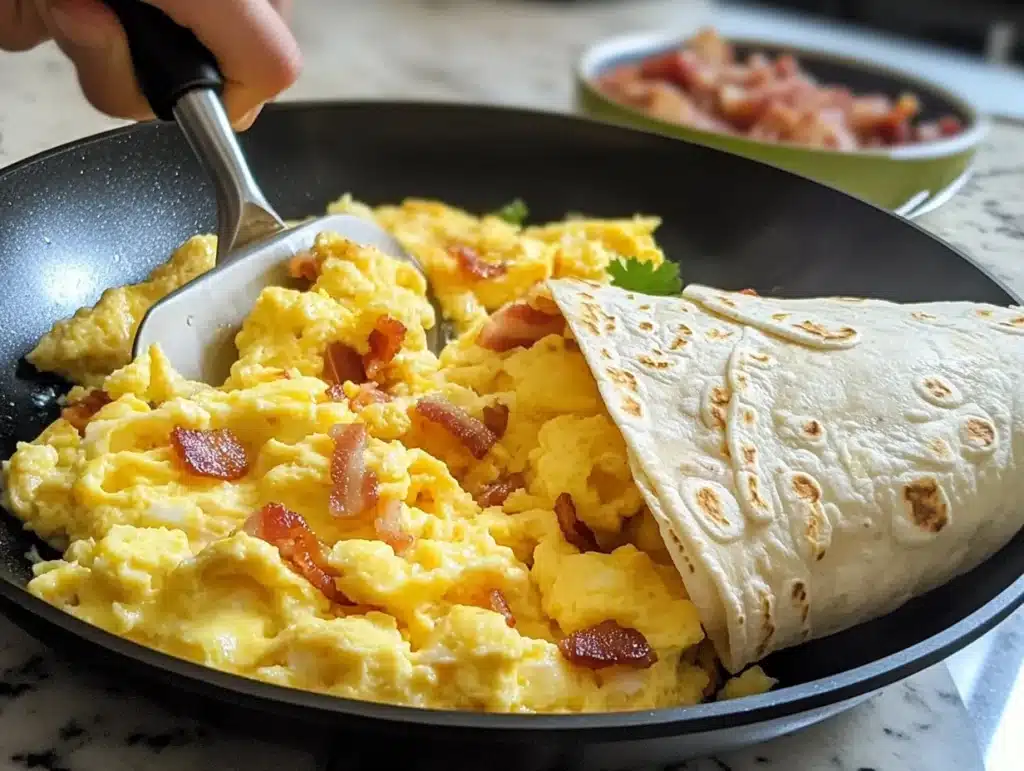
left=35, top=0, right=153, bottom=121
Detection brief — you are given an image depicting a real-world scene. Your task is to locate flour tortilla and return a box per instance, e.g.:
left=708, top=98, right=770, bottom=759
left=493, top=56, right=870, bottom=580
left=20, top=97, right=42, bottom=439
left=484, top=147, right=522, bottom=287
left=548, top=278, right=1024, bottom=674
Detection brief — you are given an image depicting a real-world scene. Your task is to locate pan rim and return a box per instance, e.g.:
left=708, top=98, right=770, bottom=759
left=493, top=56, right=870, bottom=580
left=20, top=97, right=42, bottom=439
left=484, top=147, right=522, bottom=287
left=0, top=99, right=1022, bottom=736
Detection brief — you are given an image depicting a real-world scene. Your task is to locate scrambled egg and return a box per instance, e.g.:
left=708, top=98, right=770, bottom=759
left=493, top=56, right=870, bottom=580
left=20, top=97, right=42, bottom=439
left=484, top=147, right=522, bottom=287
left=7, top=198, right=771, bottom=712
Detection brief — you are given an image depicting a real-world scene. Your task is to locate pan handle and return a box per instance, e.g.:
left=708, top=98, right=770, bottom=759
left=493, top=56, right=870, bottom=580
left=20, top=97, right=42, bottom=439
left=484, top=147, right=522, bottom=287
left=99, top=0, right=223, bottom=121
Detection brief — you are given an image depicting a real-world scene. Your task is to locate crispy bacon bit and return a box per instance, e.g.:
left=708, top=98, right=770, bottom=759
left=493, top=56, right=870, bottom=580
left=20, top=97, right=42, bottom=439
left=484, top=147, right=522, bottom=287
left=555, top=493, right=600, bottom=552
left=287, top=250, right=320, bottom=283
left=243, top=503, right=350, bottom=604
left=482, top=403, right=510, bottom=438
left=488, top=589, right=517, bottom=628
left=347, top=381, right=393, bottom=410
left=449, top=243, right=508, bottom=280
left=738, top=288, right=759, bottom=296
left=477, top=301, right=565, bottom=352
left=329, top=424, right=378, bottom=517
left=170, top=427, right=250, bottom=481
left=61, top=389, right=112, bottom=435
left=323, top=342, right=367, bottom=387
left=414, top=396, right=498, bottom=460
left=557, top=620, right=658, bottom=670
left=374, top=498, right=414, bottom=554
left=326, top=383, right=347, bottom=402
left=476, top=472, right=526, bottom=508
left=364, top=316, right=406, bottom=381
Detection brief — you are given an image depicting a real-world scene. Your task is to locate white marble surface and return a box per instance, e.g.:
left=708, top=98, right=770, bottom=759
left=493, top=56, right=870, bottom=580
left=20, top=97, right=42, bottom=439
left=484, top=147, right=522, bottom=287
left=1, top=1, right=1023, bottom=769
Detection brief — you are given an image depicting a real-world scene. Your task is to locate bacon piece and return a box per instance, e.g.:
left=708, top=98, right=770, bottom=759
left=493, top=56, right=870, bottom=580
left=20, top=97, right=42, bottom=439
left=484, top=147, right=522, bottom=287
left=557, top=620, right=658, bottom=670
left=488, top=589, right=516, bottom=628
left=477, top=301, right=565, bottom=353
left=555, top=493, right=600, bottom=552
left=482, top=403, right=510, bottom=439
left=374, top=498, right=414, bottom=554
left=171, top=427, right=250, bottom=481
left=476, top=472, right=526, bottom=508
left=287, top=251, right=319, bottom=283
left=243, top=503, right=350, bottom=604
left=449, top=243, right=508, bottom=280
left=323, top=342, right=367, bottom=387
left=347, top=381, right=392, bottom=410
left=938, top=115, right=963, bottom=136
left=329, top=424, right=378, bottom=517
left=61, top=389, right=112, bottom=435
left=738, top=288, right=759, bottom=296
left=364, top=316, right=406, bottom=381
left=414, top=397, right=498, bottom=460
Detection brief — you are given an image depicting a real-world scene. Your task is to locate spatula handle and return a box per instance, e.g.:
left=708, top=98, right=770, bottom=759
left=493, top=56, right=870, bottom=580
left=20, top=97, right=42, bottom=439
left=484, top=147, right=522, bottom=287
left=100, top=0, right=223, bottom=121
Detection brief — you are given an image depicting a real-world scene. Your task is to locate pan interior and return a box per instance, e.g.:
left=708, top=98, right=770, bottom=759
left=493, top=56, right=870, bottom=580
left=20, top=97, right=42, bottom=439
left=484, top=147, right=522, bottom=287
left=0, top=101, right=1018, bottom=719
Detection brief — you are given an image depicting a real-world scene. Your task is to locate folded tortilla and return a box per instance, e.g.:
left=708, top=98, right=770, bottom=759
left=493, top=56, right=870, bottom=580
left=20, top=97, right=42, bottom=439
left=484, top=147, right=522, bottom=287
left=548, top=278, right=1024, bottom=673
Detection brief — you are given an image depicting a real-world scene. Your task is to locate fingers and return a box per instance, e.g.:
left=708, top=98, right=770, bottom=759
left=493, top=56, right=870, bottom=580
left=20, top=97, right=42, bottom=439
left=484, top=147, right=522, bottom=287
left=34, top=0, right=153, bottom=121
left=0, top=0, right=49, bottom=51
left=148, top=0, right=302, bottom=129
left=32, top=0, right=302, bottom=130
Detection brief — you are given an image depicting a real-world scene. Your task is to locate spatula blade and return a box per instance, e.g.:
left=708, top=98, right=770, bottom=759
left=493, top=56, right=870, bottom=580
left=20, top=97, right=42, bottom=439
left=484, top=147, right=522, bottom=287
left=132, top=214, right=424, bottom=385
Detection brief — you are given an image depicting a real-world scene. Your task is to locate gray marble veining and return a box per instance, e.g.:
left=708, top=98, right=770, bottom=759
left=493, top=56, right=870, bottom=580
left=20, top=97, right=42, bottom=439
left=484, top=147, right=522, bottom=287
left=0, top=1, right=1023, bottom=769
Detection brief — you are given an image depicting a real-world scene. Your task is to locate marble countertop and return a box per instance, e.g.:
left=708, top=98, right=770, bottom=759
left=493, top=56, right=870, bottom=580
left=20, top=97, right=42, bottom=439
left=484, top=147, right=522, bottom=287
left=0, top=1, right=1022, bottom=769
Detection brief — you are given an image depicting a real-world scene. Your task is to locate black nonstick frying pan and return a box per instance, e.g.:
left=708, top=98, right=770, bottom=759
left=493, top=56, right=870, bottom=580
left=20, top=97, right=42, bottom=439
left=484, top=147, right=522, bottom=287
left=0, top=99, right=1022, bottom=771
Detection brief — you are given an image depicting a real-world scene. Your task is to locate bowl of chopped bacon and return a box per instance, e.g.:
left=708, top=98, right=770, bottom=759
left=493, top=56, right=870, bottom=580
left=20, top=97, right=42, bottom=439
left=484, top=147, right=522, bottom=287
left=577, top=26, right=987, bottom=212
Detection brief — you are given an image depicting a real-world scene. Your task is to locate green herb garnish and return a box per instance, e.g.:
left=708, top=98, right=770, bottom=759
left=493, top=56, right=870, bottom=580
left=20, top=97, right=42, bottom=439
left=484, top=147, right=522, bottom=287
left=607, top=257, right=683, bottom=296
left=492, top=198, right=529, bottom=226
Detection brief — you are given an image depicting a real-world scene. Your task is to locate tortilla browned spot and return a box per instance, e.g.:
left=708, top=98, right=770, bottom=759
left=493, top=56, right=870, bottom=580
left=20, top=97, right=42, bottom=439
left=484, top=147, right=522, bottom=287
left=928, top=437, right=952, bottom=461
left=912, top=311, right=937, bottom=321
left=670, top=336, right=689, bottom=350
left=600, top=348, right=612, bottom=360
left=579, top=301, right=602, bottom=335
left=922, top=377, right=952, bottom=400
left=695, top=486, right=728, bottom=527
left=803, top=420, right=822, bottom=439
left=962, top=416, right=996, bottom=450
left=607, top=368, right=638, bottom=393
left=771, top=313, right=789, bottom=321
left=791, top=473, right=820, bottom=503
left=638, top=355, right=671, bottom=370
left=678, top=324, right=693, bottom=336
left=743, top=409, right=756, bottom=426
left=741, top=444, right=757, bottom=466
left=706, top=328, right=733, bottom=340
left=902, top=478, right=949, bottom=533
left=791, top=581, right=810, bottom=624
left=639, top=304, right=651, bottom=311
left=706, top=385, right=731, bottom=429
left=745, top=473, right=769, bottom=510
left=749, top=352, right=772, bottom=364
left=717, top=296, right=736, bottom=307
left=622, top=396, right=642, bottom=417
left=794, top=320, right=857, bottom=341
left=734, top=372, right=750, bottom=391
left=755, top=590, right=775, bottom=659
left=639, top=321, right=654, bottom=332
left=975, top=308, right=993, bottom=318
left=1001, top=316, right=1024, bottom=328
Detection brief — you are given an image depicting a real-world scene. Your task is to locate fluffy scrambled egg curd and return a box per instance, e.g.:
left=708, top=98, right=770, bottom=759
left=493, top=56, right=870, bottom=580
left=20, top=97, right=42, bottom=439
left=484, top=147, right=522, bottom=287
left=6, top=197, right=772, bottom=713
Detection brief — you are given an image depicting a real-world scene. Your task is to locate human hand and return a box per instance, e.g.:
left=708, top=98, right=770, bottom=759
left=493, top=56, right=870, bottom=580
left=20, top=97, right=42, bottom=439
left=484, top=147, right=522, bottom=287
left=0, top=0, right=301, bottom=129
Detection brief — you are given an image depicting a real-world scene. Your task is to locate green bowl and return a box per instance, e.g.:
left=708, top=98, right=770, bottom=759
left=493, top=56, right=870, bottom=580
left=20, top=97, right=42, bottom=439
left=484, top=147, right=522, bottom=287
left=576, top=31, right=989, bottom=212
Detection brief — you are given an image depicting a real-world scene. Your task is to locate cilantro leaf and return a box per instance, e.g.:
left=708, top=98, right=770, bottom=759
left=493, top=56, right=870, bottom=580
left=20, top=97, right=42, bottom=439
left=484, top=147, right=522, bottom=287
left=492, top=198, right=529, bottom=226
left=607, top=257, right=683, bottom=296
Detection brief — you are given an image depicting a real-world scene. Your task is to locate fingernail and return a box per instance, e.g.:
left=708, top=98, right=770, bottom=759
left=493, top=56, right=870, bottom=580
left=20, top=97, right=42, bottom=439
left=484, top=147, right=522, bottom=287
left=48, top=0, right=113, bottom=49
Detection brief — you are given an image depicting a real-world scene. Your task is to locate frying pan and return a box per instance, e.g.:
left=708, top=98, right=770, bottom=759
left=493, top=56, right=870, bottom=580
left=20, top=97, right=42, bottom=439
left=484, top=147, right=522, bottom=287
left=0, top=101, right=1022, bottom=770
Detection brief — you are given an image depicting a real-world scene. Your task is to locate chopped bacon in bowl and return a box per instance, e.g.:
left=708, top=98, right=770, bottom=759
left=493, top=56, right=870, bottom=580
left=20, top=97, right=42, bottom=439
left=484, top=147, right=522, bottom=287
left=329, top=423, right=378, bottom=517
left=475, top=472, right=526, bottom=508
left=373, top=498, right=414, bottom=554
left=477, top=301, right=565, bottom=352
left=449, top=243, right=508, bottom=280
left=413, top=396, right=498, bottom=460
left=481, top=403, right=510, bottom=438
left=364, top=316, right=406, bottom=381
left=287, top=251, right=320, bottom=283
left=594, top=26, right=967, bottom=151
left=555, top=493, right=600, bottom=552
left=323, top=342, right=367, bottom=387
left=170, top=427, right=250, bottom=481
left=243, top=503, right=351, bottom=604
left=558, top=620, right=658, bottom=670
left=61, top=389, right=112, bottom=435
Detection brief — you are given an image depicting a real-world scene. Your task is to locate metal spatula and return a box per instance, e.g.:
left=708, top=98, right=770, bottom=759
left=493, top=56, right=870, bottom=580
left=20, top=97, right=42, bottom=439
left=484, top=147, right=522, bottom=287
left=100, top=1, right=445, bottom=385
